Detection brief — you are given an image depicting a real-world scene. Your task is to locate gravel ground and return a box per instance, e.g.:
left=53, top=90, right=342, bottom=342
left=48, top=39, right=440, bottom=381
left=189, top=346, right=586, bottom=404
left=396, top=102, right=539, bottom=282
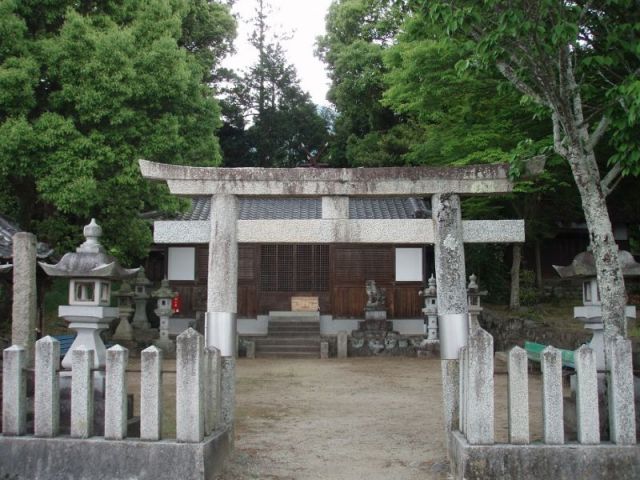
left=218, top=357, right=544, bottom=480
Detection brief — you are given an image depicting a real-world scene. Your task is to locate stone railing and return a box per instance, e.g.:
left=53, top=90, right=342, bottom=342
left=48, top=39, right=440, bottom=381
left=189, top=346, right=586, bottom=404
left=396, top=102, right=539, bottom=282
left=452, top=327, right=639, bottom=479
left=0, top=328, right=230, bottom=480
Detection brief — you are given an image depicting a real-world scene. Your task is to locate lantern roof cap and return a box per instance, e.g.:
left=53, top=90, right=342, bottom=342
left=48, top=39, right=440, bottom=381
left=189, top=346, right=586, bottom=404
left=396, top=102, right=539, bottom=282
left=152, top=278, right=175, bottom=298
left=134, top=267, right=153, bottom=287
left=553, top=249, right=640, bottom=278
left=38, top=219, right=139, bottom=279
left=114, top=280, right=134, bottom=297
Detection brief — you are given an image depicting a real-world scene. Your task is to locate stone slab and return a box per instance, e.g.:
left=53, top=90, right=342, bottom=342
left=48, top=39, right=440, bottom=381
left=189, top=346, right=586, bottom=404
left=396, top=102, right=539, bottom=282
left=449, top=430, right=640, bottom=480
left=0, top=429, right=231, bottom=480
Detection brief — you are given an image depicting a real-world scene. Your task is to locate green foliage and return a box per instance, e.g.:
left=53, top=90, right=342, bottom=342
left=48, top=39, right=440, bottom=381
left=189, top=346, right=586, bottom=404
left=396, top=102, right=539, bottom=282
left=465, top=244, right=509, bottom=303
left=426, top=0, right=640, bottom=177
left=219, top=0, right=330, bottom=167
left=519, top=269, right=540, bottom=307
left=317, top=0, right=408, bottom=165
left=0, top=0, right=235, bottom=263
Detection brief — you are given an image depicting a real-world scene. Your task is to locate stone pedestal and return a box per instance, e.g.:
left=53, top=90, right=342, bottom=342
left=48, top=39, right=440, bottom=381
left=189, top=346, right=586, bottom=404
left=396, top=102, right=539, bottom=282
left=154, top=315, right=176, bottom=355
left=59, top=306, right=118, bottom=370
left=113, top=313, right=134, bottom=342
left=132, top=297, right=151, bottom=330
left=359, top=310, right=392, bottom=333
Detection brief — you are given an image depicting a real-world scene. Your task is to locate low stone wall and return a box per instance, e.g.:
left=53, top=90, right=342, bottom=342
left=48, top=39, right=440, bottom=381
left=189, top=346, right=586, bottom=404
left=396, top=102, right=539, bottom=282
left=481, top=308, right=590, bottom=352
left=1, top=329, right=231, bottom=480
left=453, top=327, right=637, bottom=479
left=347, top=332, right=425, bottom=357
left=449, top=431, right=640, bottom=480
left=0, top=429, right=231, bottom=480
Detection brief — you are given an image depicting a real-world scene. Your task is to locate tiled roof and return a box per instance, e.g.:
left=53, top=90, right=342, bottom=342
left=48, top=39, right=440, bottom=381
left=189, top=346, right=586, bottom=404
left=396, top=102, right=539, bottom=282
left=349, top=197, right=430, bottom=219
left=173, top=197, right=430, bottom=221
left=0, top=214, right=55, bottom=260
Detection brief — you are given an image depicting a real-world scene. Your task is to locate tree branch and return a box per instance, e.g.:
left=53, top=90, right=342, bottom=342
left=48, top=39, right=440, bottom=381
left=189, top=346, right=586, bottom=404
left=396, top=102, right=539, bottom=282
left=587, top=115, right=609, bottom=150
left=601, top=162, right=623, bottom=197
left=496, top=61, right=550, bottom=107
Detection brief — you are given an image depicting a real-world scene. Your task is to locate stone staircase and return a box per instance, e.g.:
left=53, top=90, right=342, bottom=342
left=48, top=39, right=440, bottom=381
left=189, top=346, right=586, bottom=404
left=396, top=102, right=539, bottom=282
left=255, top=312, right=321, bottom=359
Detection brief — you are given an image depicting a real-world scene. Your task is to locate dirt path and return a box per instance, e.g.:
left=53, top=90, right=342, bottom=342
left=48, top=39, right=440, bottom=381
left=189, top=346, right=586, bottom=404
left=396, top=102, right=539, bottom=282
left=220, top=357, right=545, bottom=480
left=221, top=358, right=450, bottom=480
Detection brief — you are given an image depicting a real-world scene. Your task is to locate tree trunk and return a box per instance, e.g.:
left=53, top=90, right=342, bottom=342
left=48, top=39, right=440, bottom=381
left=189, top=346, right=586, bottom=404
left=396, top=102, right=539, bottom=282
left=534, top=240, right=543, bottom=289
left=565, top=146, right=627, bottom=340
left=510, top=243, right=522, bottom=310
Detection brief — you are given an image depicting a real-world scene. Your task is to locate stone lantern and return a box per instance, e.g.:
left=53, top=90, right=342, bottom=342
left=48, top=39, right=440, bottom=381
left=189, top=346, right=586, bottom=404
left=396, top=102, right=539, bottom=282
left=113, top=281, right=135, bottom=342
left=39, top=219, right=138, bottom=369
left=153, top=278, right=177, bottom=353
left=420, top=275, right=439, bottom=341
left=554, top=249, right=638, bottom=371
left=467, top=274, right=487, bottom=330
left=132, top=267, right=153, bottom=330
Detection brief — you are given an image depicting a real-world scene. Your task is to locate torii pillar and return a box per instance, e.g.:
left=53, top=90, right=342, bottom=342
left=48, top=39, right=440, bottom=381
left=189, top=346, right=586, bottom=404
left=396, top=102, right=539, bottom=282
left=432, top=193, right=468, bottom=438
left=206, top=194, right=238, bottom=431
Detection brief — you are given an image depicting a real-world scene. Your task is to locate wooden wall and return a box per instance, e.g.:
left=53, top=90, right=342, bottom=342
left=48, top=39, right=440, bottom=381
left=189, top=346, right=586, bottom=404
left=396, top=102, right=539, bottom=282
left=166, top=243, right=428, bottom=319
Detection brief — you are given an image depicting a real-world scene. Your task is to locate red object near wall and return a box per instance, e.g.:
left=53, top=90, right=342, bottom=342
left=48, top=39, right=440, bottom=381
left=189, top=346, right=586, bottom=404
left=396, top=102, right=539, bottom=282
left=171, top=293, right=182, bottom=314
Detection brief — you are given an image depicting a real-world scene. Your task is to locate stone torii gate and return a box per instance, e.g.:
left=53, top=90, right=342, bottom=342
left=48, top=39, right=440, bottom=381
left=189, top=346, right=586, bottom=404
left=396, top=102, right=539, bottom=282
left=139, top=159, right=524, bottom=435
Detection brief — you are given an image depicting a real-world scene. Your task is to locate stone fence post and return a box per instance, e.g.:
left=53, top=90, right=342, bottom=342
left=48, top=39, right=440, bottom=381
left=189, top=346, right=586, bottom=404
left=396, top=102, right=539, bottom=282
left=176, top=328, right=204, bottom=443
left=34, top=336, right=60, bottom=437
left=2, top=345, right=27, bottom=435
left=607, top=335, right=636, bottom=445
left=71, top=347, right=94, bottom=439
left=507, top=346, right=529, bottom=444
left=140, top=346, right=163, bottom=441
left=465, top=328, right=494, bottom=445
left=541, top=346, right=564, bottom=445
left=105, top=345, right=129, bottom=440
left=575, top=345, right=600, bottom=444
left=204, top=346, right=221, bottom=436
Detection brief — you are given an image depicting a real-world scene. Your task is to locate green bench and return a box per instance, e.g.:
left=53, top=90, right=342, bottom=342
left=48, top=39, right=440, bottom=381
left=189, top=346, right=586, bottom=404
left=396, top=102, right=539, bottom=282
left=524, top=341, right=575, bottom=369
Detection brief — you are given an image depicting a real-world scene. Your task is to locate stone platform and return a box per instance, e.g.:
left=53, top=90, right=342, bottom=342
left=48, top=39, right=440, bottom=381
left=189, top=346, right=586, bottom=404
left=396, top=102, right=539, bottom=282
left=0, top=428, right=231, bottom=480
left=449, top=430, right=640, bottom=480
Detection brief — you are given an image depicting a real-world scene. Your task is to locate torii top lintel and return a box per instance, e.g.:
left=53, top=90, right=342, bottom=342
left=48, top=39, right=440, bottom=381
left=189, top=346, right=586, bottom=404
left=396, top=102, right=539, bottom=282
left=138, top=160, right=514, bottom=197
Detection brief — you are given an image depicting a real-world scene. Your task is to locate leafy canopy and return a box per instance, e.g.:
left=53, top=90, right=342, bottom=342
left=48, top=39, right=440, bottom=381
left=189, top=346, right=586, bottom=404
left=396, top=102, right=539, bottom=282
left=0, top=0, right=235, bottom=263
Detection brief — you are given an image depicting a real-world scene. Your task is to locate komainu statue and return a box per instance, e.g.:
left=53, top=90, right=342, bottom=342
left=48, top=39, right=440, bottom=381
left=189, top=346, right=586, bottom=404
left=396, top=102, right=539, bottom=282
left=365, top=280, right=386, bottom=310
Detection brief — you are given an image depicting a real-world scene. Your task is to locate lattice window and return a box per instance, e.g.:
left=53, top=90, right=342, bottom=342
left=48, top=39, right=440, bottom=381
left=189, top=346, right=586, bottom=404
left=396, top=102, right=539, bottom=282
left=260, top=245, right=278, bottom=291
left=334, top=246, right=393, bottom=284
left=277, top=244, right=295, bottom=291
left=260, top=244, right=329, bottom=292
left=238, top=245, right=256, bottom=280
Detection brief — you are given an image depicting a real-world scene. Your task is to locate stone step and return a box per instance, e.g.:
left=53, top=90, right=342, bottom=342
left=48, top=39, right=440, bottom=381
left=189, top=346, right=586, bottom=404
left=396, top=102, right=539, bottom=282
left=269, top=323, right=319, bottom=329
left=266, top=331, right=321, bottom=338
left=268, top=321, right=320, bottom=328
left=256, top=343, right=320, bottom=352
left=255, top=351, right=320, bottom=359
left=268, top=330, right=320, bottom=336
left=256, top=338, right=321, bottom=346
left=268, top=311, right=320, bottom=323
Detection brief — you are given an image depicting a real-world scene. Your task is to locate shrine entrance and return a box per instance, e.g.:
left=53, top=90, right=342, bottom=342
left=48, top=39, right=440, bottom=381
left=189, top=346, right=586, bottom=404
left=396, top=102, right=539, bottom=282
left=139, top=159, right=524, bottom=437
